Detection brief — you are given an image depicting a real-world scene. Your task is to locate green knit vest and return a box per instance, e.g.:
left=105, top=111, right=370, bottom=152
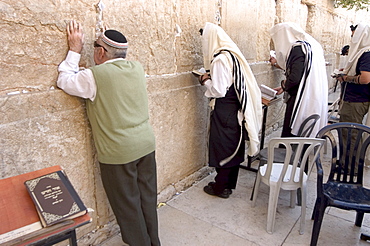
left=87, top=60, right=155, bottom=164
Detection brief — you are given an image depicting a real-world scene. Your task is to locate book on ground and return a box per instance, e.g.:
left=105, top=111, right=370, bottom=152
left=24, top=170, right=87, bottom=227
left=260, top=84, right=277, bottom=101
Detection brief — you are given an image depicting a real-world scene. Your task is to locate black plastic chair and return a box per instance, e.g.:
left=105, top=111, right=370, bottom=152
left=259, top=114, right=321, bottom=165
left=310, top=122, right=370, bottom=246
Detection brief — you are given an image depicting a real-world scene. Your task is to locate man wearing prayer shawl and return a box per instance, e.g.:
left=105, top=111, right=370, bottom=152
left=199, top=22, right=262, bottom=198
left=337, top=23, right=370, bottom=126
left=269, top=22, right=328, bottom=138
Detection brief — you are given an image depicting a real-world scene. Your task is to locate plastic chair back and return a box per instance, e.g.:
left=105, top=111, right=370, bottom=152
left=259, top=114, right=320, bottom=165
left=296, top=114, right=321, bottom=137
left=317, top=122, right=370, bottom=183
left=264, top=137, right=324, bottom=187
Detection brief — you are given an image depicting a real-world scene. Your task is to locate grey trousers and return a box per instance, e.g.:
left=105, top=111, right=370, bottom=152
left=100, top=151, right=160, bottom=246
left=339, top=101, right=370, bottom=172
left=339, top=100, right=370, bottom=124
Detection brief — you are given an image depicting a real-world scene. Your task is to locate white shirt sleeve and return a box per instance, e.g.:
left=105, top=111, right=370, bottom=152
left=57, top=51, right=97, bottom=101
left=203, top=54, right=233, bottom=98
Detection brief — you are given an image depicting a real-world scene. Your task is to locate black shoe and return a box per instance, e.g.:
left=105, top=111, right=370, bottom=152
left=208, top=182, right=232, bottom=195
left=203, top=185, right=230, bottom=199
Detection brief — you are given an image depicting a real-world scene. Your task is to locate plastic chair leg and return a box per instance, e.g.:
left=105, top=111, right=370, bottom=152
left=299, top=185, right=307, bottom=235
left=251, top=172, right=261, bottom=207
left=297, top=187, right=302, bottom=206
left=311, top=199, right=319, bottom=220
left=250, top=174, right=257, bottom=201
left=310, top=199, right=326, bottom=246
left=266, top=184, right=279, bottom=234
left=355, top=211, right=364, bottom=227
left=290, top=190, right=296, bottom=208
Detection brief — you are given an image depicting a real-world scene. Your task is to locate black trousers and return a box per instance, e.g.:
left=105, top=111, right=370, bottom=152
left=99, top=151, right=160, bottom=246
left=213, top=165, right=240, bottom=193
left=282, top=95, right=297, bottom=137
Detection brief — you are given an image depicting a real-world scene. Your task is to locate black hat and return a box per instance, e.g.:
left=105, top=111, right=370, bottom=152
left=102, top=30, right=128, bottom=49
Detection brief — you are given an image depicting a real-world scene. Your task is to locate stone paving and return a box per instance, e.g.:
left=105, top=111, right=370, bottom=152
left=99, top=152, right=370, bottom=246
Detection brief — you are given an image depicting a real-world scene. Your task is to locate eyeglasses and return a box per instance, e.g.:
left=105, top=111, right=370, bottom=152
left=94, top=41, right=107, bottom=52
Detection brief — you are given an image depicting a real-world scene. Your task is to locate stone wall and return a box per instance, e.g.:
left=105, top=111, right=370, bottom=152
left=1, top=0, right=369, bottom=244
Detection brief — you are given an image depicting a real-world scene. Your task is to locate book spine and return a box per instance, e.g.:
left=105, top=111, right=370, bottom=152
left=24, top=178, right=47, bottom=227
left=57, top=171, right=87, bottom=211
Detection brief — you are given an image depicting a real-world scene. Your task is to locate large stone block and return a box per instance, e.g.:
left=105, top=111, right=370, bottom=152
left=147, top=74, right=209, bottom=192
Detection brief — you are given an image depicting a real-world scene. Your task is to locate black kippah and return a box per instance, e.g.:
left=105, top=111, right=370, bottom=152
left=105, top=30, right=127, bottom=43
left=102, top=30, right=128, bottom=49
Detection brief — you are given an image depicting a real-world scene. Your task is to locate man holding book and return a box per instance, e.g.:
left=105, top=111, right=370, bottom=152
left=337, top=23, right=370, bottom=126
left=199, top=22, right=262, bottom=198
left=57, top=20, right=160, bottom=246
left=269, top=22, right=328, bottom=137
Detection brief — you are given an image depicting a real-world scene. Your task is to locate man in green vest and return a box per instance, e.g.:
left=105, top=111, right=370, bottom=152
left=57, top=20, right=160, bottom=246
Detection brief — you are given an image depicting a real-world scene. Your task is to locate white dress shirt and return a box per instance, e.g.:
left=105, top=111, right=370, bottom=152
left=203, top=53, right=233, bottom=98
left=57, top=51, right=125, bottom=101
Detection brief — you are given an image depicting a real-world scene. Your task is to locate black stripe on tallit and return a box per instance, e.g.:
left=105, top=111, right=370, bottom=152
left=215, top=50, right=248, bottom=115
left=289, top=41, right=312, bottom=127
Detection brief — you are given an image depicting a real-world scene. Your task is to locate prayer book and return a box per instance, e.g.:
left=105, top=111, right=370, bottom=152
left=331, top=69, right=345, bottom=78
left=260, top=84, right=277, bottom=101
left=192, top=68, right=207, bottom=78
left=270, top=50, right=276, bottom=58
left=24, top=170, right=87, bottom=227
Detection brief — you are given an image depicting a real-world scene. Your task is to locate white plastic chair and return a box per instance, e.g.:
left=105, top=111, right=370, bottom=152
left=251, top=137, right=325, bottom=234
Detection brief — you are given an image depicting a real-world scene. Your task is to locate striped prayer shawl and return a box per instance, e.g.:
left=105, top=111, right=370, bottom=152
left=289, top=41, right=312, bottom=128
left=217, top=50, right=248, bottom=115
left=214, top=50, right=248, bottom=166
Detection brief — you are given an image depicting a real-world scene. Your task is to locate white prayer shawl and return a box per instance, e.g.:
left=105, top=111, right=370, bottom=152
left=202, top=22, right=262, bottom=157
left=270, top=22, right=328, bottom=137
left=343, top=23, right=370, bottom=126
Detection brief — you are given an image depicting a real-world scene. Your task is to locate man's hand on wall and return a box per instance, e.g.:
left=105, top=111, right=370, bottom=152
left=67, top=20, right=84, bottom=54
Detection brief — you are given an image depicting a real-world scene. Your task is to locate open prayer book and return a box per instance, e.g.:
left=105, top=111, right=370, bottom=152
left=270, top=50, right=276, bottom=58
left=260, top=84, right=277, bottom=101
left=192, top=68, right=207, bottom=78
left=331, top=69, right=345, bottom=78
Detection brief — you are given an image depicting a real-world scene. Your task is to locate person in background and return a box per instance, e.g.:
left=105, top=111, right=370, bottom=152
left=269, top=22, right=328, bottom=137
left=57, top=20, right=160, bottom=246
left=338, top=23, right=370, bottom=126
left=199, top=22, right=262, bottom=199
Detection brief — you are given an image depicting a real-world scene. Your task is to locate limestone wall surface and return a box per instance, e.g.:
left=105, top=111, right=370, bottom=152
left=1, top=0, right=369, bottom=244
